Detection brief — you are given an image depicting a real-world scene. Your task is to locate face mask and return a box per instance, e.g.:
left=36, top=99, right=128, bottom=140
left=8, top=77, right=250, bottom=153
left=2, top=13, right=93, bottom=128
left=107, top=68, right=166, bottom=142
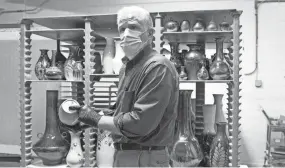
left=120, top=28, right=149, bottom=60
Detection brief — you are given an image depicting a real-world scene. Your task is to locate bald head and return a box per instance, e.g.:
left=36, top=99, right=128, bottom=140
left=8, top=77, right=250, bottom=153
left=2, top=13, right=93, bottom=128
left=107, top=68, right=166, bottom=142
left=117, top=6, right=153, bottom=31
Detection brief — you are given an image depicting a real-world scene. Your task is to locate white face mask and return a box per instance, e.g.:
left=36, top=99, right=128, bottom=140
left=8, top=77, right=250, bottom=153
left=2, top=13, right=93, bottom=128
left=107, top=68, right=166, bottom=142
left=120, top=28, right=149, bottom=60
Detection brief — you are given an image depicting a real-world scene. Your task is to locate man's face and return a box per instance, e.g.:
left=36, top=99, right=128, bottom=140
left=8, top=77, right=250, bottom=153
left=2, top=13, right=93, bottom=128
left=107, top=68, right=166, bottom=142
left=118, top=15, right=147, bottom=36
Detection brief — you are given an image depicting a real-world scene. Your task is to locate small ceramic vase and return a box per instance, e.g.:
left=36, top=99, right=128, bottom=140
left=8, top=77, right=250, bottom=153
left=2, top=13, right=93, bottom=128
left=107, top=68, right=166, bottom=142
left=207, top=16, right=218, bottom=31
left=165, top=18, right=179, bottom=32
left=193, top=18, right=205, bottom=32
left=180, top=20, right=191, bottom=32
left=66, top=131, right=84, bottom=168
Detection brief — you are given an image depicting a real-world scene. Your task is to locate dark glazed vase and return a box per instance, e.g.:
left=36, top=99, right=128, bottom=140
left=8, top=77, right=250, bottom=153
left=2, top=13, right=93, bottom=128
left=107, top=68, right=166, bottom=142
left=170, top=90, right=203, bottom=167
left=209, top=37, right=230, bottom=80
left=169, top=42, right=182, bottom=73
left=210, top=122, right=229, bottom=167
left=32, top=90, right=69, bottom=166
left=35, top=49, right=51, bottom=80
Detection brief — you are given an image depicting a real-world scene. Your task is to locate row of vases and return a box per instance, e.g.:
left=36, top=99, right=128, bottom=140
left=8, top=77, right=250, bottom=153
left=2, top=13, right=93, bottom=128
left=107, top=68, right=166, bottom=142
left=169, top=37, right=230, bottom=80
left=165, top=16, right=231, bottom=32
left=35, top=40, right=83, bottom=81
left=170, top=90, right=229, bottom=167
left=32, top=90, right=84, bottom=167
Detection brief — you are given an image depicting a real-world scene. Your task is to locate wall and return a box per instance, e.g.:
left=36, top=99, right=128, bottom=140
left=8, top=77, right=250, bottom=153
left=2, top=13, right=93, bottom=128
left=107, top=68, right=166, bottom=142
left=1, top=0, right=285, bottom=166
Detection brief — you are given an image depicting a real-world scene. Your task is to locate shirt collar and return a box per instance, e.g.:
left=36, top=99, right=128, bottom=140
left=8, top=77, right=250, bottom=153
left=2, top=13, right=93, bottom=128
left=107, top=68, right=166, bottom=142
left=121, top=46, right=153, bottom=66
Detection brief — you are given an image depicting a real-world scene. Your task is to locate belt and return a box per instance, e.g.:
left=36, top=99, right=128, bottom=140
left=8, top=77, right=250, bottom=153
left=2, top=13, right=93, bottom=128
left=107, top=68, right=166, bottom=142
left=114, top=143, right=165, bottom=151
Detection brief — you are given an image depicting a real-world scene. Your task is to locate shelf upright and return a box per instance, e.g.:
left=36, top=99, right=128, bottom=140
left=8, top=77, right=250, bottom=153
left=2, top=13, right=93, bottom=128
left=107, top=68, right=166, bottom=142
left=227, top=10, right=243, bottom=167
left=82, top=17, right=96, bottom=167
left=19, top=19, right=33, bottom=167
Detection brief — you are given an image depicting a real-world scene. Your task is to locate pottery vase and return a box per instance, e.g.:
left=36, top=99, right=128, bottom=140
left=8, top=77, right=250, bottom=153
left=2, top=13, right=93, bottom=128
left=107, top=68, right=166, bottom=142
left=170, top=90, right=203, bottom=167
left=165, top=18, right=179, bottom=32
left=184, top=45, right=204, bottom=80
left=179, top=66, right=187, bottom=80
left=96, top=130, right=115, bottom=167
left=35, top=49, right=51, bottom=80
left=209, top=37, right=230, bottom=80
left=193, top=18, right=205, bottom=32
left=103, top=38, right=115, bottom=74
left=93, top=52, right=103, bottom=74
left=55, top=39, right=67, bottom=79
left=202, top=104, right=217, bottom=166
left=169, top=42, right=182, bottom=73
left=207, top=17, right=218, bottom=31
left=32, top=90, right=69, bottom=166
left=180, top=20, right=191, bottom=32
left=66, top=131, right=84, bottom=168
left=197, top=60, right=210, bottom=80
left=210, top=122, right=229, bottom=167
left=220, top=16, right=231, bottom=31
left=213, top=94, right=227, bottom=126
left=72, top=61, right=83, bottom=81
left=64, top=45, right=79, bottom=81
left=45, top=50, right=64, bottom=80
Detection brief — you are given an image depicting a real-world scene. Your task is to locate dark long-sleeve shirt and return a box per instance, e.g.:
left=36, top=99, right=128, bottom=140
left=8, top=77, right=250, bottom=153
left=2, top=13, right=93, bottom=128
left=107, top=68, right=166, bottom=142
left=112, top=48, right=179, bottom=146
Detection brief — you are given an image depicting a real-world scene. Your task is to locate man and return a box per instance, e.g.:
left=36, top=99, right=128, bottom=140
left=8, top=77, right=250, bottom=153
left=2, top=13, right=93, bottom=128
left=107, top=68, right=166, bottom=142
left=66, top=6, right=179, bottom=167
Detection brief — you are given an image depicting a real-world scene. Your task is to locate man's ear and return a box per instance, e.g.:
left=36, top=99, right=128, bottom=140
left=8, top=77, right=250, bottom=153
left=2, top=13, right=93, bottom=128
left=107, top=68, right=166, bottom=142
left=148, top=28, right=155, bottom=36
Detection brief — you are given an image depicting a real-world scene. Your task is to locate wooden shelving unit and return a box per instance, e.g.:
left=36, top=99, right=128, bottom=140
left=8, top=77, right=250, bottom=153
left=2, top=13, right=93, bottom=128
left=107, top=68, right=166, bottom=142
left=19, top=9, right=242, bottom=167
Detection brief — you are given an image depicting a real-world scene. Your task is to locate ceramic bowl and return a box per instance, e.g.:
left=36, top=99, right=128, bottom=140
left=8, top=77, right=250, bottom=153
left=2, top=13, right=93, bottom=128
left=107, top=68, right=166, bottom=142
left=59, top=99, right=80, bottom=126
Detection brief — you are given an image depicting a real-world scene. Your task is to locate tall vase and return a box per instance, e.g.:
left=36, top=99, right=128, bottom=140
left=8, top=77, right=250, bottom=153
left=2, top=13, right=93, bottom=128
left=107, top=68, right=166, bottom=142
left=35, top=49, right=51, bottom=80
left=66, top=131, right=84, bottom=168
left=210, top=122, right=229, bottom=167
left=202, top=104, right=217, bottom=166
left=103, top=38, right=115, bottom=74
left=32, top=90, right=69, bottom=166
left=213, top=94, right=227, bottom=126
left=96, top=130, right=115, bottom=167
left=209, top=37, right=230, bottom=80
left=170, top=90, right=203, bottom=167
left=55, top=39, right=67, bottom=79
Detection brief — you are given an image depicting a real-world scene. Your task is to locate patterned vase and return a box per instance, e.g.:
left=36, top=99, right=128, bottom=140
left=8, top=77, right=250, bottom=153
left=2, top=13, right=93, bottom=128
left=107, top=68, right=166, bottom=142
left=35, top=49, right=51, bottom=80
left=66, top=131, right=84, bottom=168
left=210, top=122, right=229, bottom=167
left=96, top=130, right=115, bottom=167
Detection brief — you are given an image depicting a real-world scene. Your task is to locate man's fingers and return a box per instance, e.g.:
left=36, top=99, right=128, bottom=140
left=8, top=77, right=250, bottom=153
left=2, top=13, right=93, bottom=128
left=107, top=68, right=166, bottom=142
left=69, top=105, right=82, bottom=111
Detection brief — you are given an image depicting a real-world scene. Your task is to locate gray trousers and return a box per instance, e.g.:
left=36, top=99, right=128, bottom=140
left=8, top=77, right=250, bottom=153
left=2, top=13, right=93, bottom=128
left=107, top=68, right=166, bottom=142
left=113, top=148, right=170, bottom=167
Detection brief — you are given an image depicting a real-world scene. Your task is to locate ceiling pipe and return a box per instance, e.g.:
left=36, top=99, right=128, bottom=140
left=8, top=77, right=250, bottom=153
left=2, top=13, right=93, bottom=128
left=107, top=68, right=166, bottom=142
left=0, top=0, right=50, bottom=16
left=245, top=0, right=285, bottom=75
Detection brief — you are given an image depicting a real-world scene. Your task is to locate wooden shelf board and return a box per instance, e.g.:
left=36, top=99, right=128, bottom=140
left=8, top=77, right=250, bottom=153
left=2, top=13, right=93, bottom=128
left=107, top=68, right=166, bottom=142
left=90, top=74, right=119, bottom=81
left=26, top=80, right=84, bottom=83
left=27, top=158, right=67, bottom=168
left=163, top=31, right=233, bottom=43
left=26, top=29, right=85, bottom=41
left=179, top=79, right=232, bottom=83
